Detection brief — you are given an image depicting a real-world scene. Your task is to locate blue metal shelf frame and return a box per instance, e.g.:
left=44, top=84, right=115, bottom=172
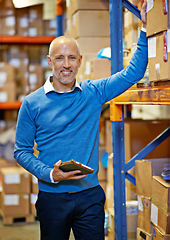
left=110, top=1, right=170, bottom=239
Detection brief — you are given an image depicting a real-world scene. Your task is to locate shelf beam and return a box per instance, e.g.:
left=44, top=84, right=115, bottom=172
left=0, top=101, right=22, bottom=110
left=111, top=85, right=170, bottom=105
left=122, top=0, right=141, bottom=19
left=0, top=36, right=56, bottom=44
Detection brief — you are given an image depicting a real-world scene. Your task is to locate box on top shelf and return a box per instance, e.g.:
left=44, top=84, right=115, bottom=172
left=43, top=19, right=56, bottom=36
left=15, top=8, right=29, bottom=36
left=71, top=10, right=110, bottom=38
left=1, top=167, right=30, bottom=194
left=151, top=176, right=170, bottom=234
left=152, top=29, right=170, bottom=81
left=0, top=16, right=16, bottom=35
left=66, top=0, right=109, bottom=16
left=0, top=0, right=15, bottom=17
left=147, top=0, right=170, bottom=37
left=28, top=4, right=43, bottom=36
left=135, top=158, right=170, bottom=198
left=148, top=30, right=170, bottom=82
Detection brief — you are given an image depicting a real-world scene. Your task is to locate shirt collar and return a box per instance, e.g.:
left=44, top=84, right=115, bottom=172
left=44, top=76, right=82, bottom=94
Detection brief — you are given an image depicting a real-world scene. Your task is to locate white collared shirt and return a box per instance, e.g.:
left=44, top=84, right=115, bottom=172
left=44, top=76, right=82, bottom=95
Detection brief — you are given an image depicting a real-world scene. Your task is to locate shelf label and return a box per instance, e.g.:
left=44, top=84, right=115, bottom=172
left=148, top=37, right=156, bottom=58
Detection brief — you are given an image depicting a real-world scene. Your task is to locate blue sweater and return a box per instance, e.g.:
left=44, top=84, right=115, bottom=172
left=14, top=30, right=148, bottom=193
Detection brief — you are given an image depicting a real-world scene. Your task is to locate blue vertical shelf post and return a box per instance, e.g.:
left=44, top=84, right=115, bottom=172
left=56, top=0, right=64, bottom=37
left=109, top=0, right=127, bottom=239
left=109, top=0, right=141, bottom=239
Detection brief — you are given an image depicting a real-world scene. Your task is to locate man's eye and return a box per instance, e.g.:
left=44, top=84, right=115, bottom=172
left=70, top=56, right=76, bottom=60
left=56, top=56, right=63, bottom=60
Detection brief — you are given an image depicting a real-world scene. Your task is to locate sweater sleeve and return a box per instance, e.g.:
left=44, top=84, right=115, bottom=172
left=14, top=99, right=53, bottom=183
left=91, top=30, right=148, bottom=104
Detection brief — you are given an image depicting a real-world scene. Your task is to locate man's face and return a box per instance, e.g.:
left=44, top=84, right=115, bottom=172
left=47, top=39, right=82, bottom=86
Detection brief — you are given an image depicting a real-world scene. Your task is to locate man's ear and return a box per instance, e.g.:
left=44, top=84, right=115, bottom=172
left=47, top=55, right=52, bottom=69
left=78, top=55, right=83, bottom=68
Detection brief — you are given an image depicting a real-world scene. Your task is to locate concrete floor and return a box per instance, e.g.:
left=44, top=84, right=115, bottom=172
left=0, top=217, right=108, bottom=240
left=0, top=217, right=75, bottom=240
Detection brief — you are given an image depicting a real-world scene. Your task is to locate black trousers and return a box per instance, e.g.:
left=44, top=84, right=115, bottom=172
left=36, top=185, right=106, bottom=240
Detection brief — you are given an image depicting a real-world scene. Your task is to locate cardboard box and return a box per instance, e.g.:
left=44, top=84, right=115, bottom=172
left=28, top=5, right=43, bottom=36
left=153, top=226, right=170, bottom=240
left=147, top=0, right=170, bottom=37
left=72, top=10, right=110, bottom=38
left=124, top=8, right=139, bottom=49
left=0, top=62, right=15, bottom=86
left=76, top=37, right=110, bottom=54
left=29, top=64, right=44, bottom=92
left=152, top=176, right=170, bottom=214
left=135, top=159, right=170, bottom=198
left=1, top=192, right=29, bottom=217
left=1, top=167, right=30, bottom=194
left=67, top=0, right=109, bottom=15
left=0, top=16, right=16, bottom=35
left=76, top=53, right=96, bottom=82
left=148, top=30, right=170, bottom=82
left=136, top=227, right=152, bottom=240
left=85, top=58, right=111, bottom=80
left=137, top=195, right=153, bottom=233
left=16, top=8, right=29, bottom=36
left=43, top=19, right=56, bottom=36
left=151, top=176, right=170, bottom=234
left=0, top=82, right=17, bottom=102
left=0, top=0, right=15, bottom=17
left=108, top=207, right=138, bottom=240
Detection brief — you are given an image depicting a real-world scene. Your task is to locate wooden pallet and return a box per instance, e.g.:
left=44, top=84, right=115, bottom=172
left=150, top=80, right=170, bottom=87
left=1, top=214, right=37, bottom=225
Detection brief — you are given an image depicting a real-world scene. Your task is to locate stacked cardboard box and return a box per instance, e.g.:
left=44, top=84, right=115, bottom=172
left=0, top=0, right=16, bottom=36
left=0, top=62, right=16, bottom=102
left=151, top=176, right=170, bottom=238
left=0, top=0, right=56, bottom=37
left=147, top=0, right=170, bottom=83
left=108, top=202, right=138, bottom=240
left=28, top=64, right=44, bottom=93
left=0, top=43, right=50, bottom=100
left=66, top=0, right=110, bottom=82
left=135, top=158, right=170, bottom=239
left=0, top=167, right=30, bottom=222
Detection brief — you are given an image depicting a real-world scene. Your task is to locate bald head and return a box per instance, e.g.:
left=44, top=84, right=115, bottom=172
left=48, top=36, right=81, bottom=58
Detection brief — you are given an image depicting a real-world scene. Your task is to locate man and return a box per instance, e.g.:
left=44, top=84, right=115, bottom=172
left=14, top=1, right=147, bottom=239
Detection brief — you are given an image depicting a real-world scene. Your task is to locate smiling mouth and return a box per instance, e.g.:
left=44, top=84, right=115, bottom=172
left=61, top=70, right=72, bottom=76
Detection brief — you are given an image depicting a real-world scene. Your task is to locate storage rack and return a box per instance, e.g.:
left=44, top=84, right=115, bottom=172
left=0, top=35, right=55, bottom=111
left=110, top=0, right=170, bottom=239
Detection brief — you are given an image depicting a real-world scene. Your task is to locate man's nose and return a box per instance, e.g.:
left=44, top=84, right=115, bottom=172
left=63, top=58, right=71, bottom=68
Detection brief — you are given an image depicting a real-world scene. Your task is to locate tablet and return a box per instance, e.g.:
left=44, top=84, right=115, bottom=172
left=58, top=160, right=94, bottom=175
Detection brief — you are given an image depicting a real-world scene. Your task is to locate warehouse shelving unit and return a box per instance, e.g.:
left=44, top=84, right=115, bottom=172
left=0, top=36, right=55, bottom=111
left=109, top=0, right=170, bottom=239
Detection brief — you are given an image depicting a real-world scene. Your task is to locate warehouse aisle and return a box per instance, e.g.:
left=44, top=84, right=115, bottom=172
left=0, top=218, right=75, bottom=240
